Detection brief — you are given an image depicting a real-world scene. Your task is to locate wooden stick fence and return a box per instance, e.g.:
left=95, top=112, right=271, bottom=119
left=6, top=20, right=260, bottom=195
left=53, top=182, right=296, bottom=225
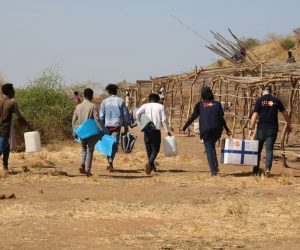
left=122, top=62, right=300, bottom=168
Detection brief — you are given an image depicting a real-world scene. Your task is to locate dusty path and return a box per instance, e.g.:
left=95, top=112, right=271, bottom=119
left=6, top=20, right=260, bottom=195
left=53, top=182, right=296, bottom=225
left=1, top=128, right=300, bottom=249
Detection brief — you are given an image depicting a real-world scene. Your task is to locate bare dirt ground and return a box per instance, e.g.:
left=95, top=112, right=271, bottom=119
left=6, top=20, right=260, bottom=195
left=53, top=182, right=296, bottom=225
left=1, top=128, right=300, bottom=250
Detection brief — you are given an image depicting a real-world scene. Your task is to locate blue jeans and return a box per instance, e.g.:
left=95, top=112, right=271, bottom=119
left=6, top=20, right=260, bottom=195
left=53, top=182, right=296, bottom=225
left=0, top=136, right=10, bottom=169
left=107, top=129, right=121, bottom=165
left=203, top=132, right=220, bottom=175
left=253, top=128, right=278, bottom=172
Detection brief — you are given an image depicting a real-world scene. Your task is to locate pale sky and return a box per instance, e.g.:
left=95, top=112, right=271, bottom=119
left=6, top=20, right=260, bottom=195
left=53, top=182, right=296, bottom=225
left=1, top=0, right=300, bottom=87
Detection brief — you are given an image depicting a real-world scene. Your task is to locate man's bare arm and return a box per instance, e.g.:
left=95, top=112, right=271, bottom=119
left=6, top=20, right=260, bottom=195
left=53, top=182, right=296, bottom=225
left=248, top=112, right=259, bottom=130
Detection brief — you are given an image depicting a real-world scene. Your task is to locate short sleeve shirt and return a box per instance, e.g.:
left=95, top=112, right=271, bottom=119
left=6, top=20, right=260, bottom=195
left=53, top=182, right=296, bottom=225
left=253, top=94, right=285, bottom=129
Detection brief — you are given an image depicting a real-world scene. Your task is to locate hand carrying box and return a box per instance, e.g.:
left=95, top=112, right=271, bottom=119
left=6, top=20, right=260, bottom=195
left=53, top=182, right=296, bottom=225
left=221, top=138, right=258, bottom=166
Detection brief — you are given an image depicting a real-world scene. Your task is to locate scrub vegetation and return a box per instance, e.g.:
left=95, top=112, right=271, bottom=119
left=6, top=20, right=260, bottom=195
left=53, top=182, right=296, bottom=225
left=14, top=68, right=76, bottom=142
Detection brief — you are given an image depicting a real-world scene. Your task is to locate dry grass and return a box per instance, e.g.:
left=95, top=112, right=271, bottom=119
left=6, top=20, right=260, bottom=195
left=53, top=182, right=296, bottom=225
left=1, top=135, right=300, bottom=249
left=220, top=34, right=300, bottom=67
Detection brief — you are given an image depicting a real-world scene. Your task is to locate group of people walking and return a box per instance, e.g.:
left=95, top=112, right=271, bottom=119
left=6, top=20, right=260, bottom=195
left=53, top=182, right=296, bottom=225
left=0, top=82, right=292, bottom=178
left=71, top=84, right=292, bottom=178
left=72, top=84, right=171, bottom=176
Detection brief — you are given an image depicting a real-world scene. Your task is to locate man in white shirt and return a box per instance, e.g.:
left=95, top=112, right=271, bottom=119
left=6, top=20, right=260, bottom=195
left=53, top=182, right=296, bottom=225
left=136, top=93, right=171, bottom=175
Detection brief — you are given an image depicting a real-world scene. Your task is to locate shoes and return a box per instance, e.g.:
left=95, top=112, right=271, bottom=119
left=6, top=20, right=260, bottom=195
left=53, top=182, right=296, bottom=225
left=145, top=163, right=152, bottom=175
left=107, top=163, right=114, bottom=172
left=150, top=162, right=157, bottom=172
left=211, top=172, right=217, bottom=176
left=265, top=170, right=271, bottom=178
left=85, top=172, right=92, bottom=177
left=79, top=164, right=85, bottom=174
left=252, top=167, right=261, bottom=176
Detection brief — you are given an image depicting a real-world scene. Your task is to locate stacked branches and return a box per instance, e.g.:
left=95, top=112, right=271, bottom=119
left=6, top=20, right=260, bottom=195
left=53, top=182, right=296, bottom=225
left=206, top=29, right=261, bottom=73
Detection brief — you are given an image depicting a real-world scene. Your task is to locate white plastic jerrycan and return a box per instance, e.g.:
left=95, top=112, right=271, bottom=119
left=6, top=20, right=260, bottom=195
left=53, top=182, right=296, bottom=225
left=194, top=122, right=200, bottom=134
left=24, top=131, right=42, bottom=153
left=163, top=136, right=178, bottom=157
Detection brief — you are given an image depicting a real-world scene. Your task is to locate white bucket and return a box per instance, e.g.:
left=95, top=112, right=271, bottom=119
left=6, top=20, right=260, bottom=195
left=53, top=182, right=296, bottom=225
left=24, top=131, right=42, bottom=153
left=194, top=122, right=200, bottom=134
left=163, top=136, right=178, bottom=157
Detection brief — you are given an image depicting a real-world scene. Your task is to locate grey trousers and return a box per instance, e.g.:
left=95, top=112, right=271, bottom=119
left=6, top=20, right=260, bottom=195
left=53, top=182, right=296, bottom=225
left=80, top=134, right=101, bottom=173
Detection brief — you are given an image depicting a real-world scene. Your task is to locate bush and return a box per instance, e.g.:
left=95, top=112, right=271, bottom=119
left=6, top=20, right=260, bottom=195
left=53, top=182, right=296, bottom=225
left=15, top=68, right=76, bottom=142
left=280, top=38, right=295, bottom=50
left=216, top=60, right=224, bottom=67
left=240, top=37, right=260, bottom=49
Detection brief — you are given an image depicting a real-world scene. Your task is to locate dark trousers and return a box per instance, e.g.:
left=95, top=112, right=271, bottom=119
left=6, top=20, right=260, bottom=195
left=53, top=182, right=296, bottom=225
left=203, top=132, right=220, bottom=175
left=144, top=129, right=161, bottom=168
left=253, top=128, right=278, bottom=172
left=0, top=136, right=10, bottom=169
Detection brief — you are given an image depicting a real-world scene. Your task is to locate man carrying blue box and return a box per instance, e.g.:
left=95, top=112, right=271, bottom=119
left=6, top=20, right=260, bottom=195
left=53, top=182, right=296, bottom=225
left=100, top=84, right=130, bottom=172
left=248, top=86, right=292, bottom=177
left=72, top=88, right=105, bottom=177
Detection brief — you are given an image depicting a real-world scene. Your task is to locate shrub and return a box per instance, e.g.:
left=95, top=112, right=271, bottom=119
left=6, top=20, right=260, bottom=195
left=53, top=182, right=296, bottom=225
left=210, top=59, right=224, bottom=68
left=15, top=68, right=76, bottom=142
left=280, top=38, right=295, bottom=50
left=65, top=80, right=97, bottom=96
left=240, top=37, right=260, bottom=49
left=216, top=60, right=224, bottom=67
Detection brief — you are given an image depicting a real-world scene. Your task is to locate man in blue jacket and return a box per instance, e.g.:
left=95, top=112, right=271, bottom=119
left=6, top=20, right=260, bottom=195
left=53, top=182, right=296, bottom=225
left=100, top=84, right=130, bottom=172
left=182, top=87, right=231, bottom=176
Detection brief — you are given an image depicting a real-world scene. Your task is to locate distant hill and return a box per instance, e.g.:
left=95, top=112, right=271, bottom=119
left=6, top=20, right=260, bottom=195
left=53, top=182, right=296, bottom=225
left=209, top=33, right=300, bottom=68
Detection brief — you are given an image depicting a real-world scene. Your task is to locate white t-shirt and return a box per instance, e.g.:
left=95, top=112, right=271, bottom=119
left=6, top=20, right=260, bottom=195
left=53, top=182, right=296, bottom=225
left=136, top=103, right=170, bottom=132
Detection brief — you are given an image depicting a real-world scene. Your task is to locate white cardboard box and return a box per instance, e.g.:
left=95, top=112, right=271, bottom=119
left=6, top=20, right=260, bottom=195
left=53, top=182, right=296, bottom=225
left=221, top=138, right=259, bottom=166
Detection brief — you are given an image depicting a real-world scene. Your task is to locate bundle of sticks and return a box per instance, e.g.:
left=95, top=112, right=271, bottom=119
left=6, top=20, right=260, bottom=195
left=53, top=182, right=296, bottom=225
left=206, top=28, right=258, bottom=67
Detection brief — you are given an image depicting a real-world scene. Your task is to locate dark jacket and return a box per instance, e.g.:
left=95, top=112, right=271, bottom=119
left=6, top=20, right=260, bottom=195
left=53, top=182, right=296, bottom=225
left=183, top=100, right=229, bottom=141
